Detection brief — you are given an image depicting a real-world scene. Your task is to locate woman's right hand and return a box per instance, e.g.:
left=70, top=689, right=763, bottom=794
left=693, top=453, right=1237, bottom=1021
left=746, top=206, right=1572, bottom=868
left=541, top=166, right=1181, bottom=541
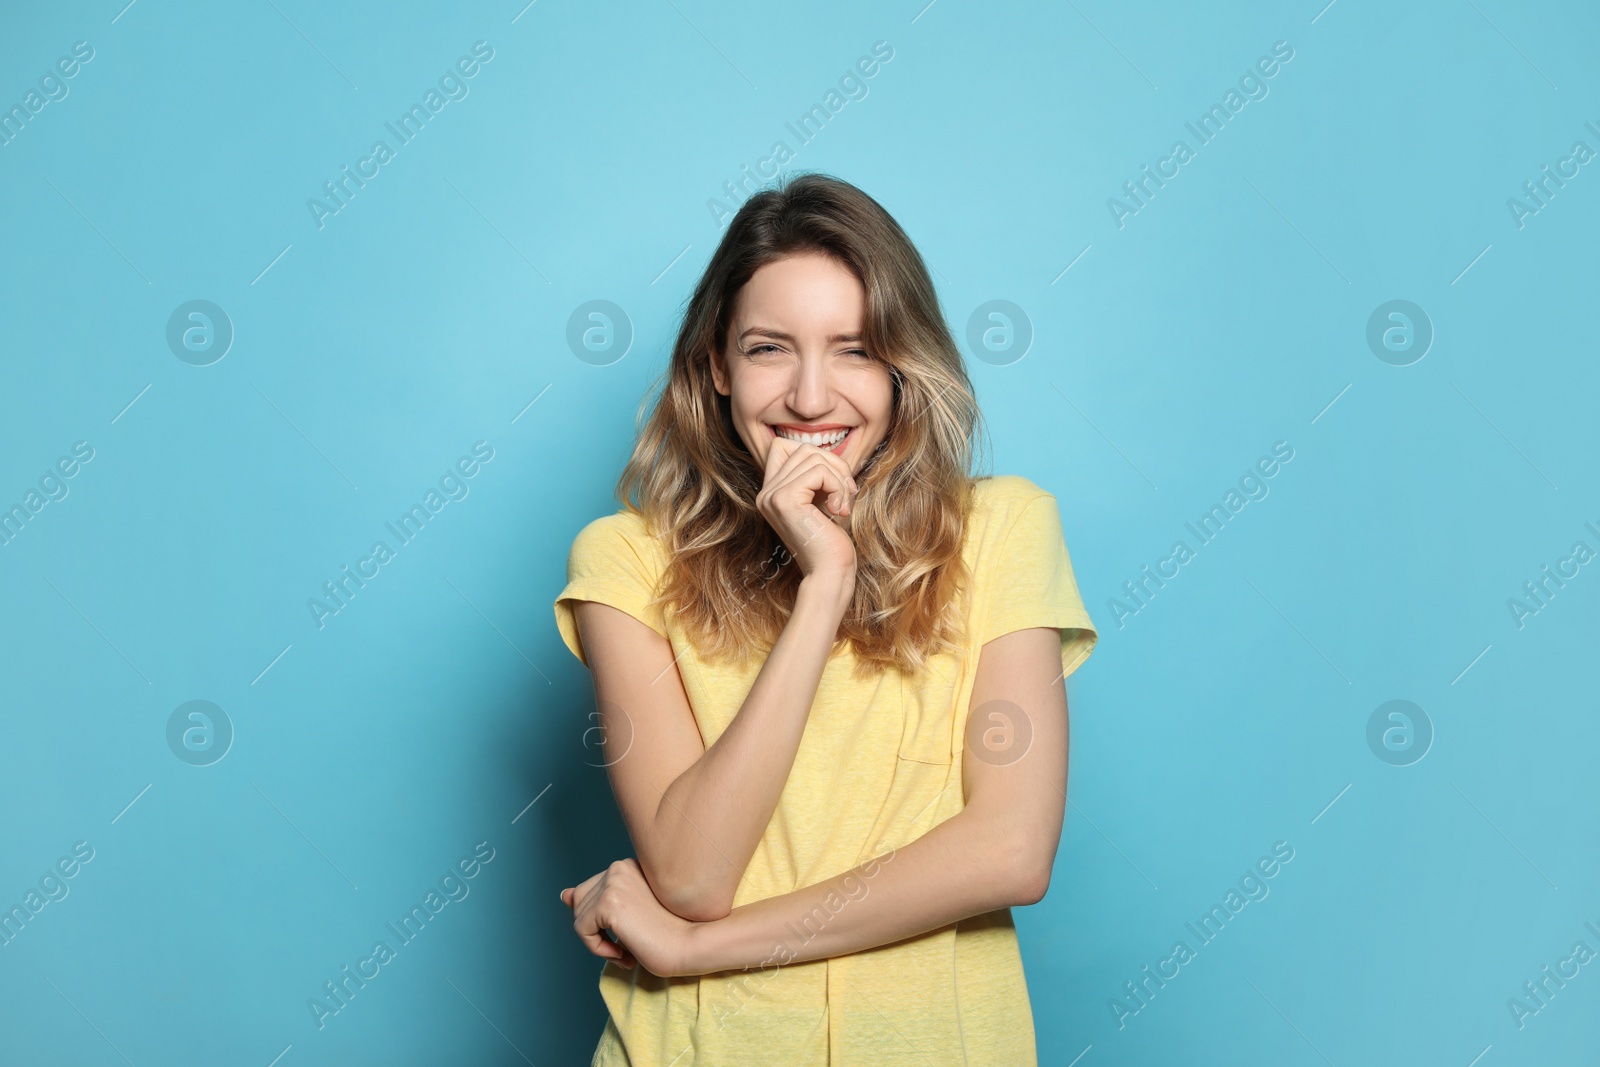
left=756, top=434, right=860, bottom=581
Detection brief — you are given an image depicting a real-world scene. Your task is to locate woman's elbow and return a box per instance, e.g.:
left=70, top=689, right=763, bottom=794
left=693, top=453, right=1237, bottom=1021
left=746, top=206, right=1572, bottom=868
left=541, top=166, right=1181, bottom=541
left=1011, top=861, right=1052, bottom=906
left=649, top=870, right=736, bottom=922
left=1002, top=838, right=1055, bottom=906
left=663, top=891, right=733, bottom=922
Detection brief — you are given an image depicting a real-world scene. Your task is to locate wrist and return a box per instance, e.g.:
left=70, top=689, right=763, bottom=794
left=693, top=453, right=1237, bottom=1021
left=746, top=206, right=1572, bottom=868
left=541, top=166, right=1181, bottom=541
left=682, top=912, right=730, bottom=976
left=799, top=568, right=855, bottom=615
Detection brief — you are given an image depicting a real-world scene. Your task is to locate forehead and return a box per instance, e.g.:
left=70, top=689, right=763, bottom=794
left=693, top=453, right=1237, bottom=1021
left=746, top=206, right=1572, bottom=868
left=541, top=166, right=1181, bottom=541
left=732, top=253, right=864, bottom=329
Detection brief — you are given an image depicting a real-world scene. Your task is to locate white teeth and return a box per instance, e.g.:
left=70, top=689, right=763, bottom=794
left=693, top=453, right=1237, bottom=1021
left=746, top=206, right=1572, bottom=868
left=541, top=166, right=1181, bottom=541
left=776, top=428, right=849, bottom=447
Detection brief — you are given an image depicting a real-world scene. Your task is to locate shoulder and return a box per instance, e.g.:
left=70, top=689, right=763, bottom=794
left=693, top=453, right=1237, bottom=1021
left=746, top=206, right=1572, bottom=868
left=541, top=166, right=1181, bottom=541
left=968, top=475, right=1057, bottom=537
left=962, top=475, right=1071, bottom=581
left=573, top=506, right=654, bottom=540
left=566, top=507, right=667, bottom=570
left=971, top=473, right=1054, bottom=506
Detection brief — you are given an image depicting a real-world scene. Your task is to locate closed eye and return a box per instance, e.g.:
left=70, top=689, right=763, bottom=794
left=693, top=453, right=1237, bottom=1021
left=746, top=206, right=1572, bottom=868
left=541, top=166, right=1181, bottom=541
left=743, top=345, right=873, bottom=359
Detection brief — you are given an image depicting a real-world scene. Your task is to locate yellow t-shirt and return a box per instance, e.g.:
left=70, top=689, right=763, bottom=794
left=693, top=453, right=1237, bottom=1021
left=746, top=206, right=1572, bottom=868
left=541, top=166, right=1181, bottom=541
left=552, top=473, right=1097, bottom=1066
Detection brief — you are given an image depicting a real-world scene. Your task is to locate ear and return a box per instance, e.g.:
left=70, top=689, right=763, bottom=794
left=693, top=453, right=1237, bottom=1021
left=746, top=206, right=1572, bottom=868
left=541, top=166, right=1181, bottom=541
left=709, top=348, right=730, bottom=396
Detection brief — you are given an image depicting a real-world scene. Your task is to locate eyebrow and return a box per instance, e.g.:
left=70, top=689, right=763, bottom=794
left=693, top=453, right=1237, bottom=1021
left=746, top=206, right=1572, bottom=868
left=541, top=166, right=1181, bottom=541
left=738, top=327, right=863, bottom=345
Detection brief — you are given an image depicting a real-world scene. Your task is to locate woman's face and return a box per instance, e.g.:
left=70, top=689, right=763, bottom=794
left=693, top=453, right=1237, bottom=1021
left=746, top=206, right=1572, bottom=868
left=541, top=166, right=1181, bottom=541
left=711, top=251, right=894, bottom=476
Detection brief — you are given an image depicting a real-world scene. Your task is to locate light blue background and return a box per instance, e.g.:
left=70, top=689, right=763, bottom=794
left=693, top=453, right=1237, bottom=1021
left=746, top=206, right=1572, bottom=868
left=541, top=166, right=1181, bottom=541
left=2, top=1, right=1597, bottom=1063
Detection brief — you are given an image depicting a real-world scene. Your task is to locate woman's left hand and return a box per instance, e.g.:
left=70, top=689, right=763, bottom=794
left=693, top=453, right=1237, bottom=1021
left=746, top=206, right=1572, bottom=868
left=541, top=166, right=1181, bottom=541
left=560, top=859, right=698, bottom=977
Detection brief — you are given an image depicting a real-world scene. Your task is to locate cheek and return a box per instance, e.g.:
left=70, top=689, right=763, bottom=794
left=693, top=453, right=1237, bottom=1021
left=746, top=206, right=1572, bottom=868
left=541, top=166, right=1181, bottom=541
left=734, top=369, right=789, bottom=416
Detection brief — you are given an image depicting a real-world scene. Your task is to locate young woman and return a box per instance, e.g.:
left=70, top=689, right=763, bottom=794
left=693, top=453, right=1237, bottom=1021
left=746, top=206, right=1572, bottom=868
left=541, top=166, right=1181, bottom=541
left=553, top=173, right=1097, bottom=1066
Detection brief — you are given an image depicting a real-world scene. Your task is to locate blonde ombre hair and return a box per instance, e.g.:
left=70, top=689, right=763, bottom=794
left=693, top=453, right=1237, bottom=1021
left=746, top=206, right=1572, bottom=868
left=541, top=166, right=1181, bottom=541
left=615, top=173, right=993, bottom=678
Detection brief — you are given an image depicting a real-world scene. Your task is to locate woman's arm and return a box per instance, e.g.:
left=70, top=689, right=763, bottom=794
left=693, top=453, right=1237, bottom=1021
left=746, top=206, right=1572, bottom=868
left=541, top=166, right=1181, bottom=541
left=574, top=563, right=853, bottom=922
left=562, top=626, right=1071, bottom=976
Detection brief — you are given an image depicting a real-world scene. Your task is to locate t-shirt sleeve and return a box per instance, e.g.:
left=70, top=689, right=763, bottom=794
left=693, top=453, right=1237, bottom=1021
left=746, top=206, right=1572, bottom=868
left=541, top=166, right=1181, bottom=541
left=975, top=492, right=1098, bottom=680
left=552, top=512, right=669, bottom=669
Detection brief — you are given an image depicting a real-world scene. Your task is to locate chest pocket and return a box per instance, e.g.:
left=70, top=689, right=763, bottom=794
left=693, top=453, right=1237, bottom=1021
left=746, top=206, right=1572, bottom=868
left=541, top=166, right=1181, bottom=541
left=895, top=649, right=970, bottom=764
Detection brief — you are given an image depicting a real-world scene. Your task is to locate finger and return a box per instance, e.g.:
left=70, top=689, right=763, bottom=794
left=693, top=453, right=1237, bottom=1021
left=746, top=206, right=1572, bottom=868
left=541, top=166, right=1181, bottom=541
left=813, top=449, right=859, bottom=500
left=780, top=437, right=859, bottom=493
left=766, top=433, right=857, bottom=496
left=809, top=474, right=854, bottom=529
left=761, top=457, right=857, bottom=553
left=773, top=456, right=854, bottom=516
left=571, top=872, right=606, bottom=909
left=763, top=431, right=804, bottom=487
left=604, top=929, right=639, bottom=969
left=571, top=889, right=604, bottom=933
left=799, top=432, right=859, bottom=487
left=579, top=929, right=627, bottom=961
left=572, top=900, right=626, bottom=961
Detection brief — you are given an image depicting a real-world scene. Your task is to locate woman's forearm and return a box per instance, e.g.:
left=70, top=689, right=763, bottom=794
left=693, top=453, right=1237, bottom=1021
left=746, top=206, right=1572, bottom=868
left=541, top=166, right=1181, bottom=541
left=646, top=569, right=853, bottom=920
left=681, top=800, right=1043, bottom=975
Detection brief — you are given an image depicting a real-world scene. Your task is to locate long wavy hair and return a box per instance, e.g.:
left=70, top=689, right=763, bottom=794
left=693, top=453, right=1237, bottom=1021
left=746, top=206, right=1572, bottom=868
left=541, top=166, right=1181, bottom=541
left=615, top=172, right=993, bottom=678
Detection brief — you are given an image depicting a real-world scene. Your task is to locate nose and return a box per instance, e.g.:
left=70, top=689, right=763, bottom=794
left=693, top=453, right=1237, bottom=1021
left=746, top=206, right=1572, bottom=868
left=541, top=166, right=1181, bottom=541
left=786, top=349, right=836, bottom=420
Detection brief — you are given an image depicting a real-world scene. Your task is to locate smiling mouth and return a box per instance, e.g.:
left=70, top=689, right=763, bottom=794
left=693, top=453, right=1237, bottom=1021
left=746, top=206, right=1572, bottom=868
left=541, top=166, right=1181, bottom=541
left=769, top=425, right=854, bottom=456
